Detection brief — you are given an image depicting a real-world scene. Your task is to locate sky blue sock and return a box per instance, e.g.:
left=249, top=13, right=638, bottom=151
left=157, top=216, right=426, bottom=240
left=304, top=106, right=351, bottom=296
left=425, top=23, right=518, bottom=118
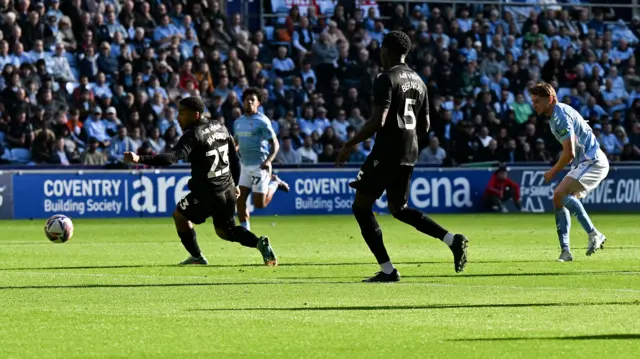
left=240, top=221, right=250, bottom=231
left=555, top=208, right=571, bottom=250
left=563, top=195, right=595, bottom=234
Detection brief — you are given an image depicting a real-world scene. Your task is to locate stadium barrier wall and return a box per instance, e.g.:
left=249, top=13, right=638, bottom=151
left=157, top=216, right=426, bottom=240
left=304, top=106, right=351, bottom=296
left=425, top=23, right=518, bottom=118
left=2, top=166, right=640, bottom=219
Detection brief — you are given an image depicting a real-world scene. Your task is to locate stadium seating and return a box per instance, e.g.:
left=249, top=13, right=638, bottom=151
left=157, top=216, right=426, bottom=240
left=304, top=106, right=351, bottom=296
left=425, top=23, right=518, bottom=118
left=1, top=0, right=640, bottom=168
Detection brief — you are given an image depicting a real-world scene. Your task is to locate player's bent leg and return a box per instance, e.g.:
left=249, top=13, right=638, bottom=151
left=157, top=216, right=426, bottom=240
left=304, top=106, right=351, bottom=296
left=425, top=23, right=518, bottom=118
left=215, top=226, right=277, bottom=266
left=173, top=208, right=208, bottom=265
left=213, top=206, right=277, bottom=266
left=555, top=176, right=605, bottom=256
left=252, top=175, right=288, bottom=209
left=389, top=201, right=468, bottom=273
left=552, top=177, right=576, bottom=261
left=352, top=191, right=399, bottom=282
left=237, top=186, right=251, bottom=230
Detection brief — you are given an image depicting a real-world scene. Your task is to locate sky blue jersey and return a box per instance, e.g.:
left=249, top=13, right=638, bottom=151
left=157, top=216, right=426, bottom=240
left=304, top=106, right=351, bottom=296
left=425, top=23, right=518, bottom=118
left=550, top=103, right=603, bottom=166
left=233, top=112, right=277, bottom=166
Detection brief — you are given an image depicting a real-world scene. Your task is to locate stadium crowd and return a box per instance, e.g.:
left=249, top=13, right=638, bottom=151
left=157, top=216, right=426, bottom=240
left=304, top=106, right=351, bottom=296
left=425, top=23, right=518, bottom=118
left=1, top=0, right=640, bottom=167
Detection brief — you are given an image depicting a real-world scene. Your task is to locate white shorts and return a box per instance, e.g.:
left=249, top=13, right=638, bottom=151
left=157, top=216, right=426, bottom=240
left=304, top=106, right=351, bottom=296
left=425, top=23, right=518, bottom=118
left=566, top=159, right=609, bottom=198
left=239, top=164, right=271, bottom=193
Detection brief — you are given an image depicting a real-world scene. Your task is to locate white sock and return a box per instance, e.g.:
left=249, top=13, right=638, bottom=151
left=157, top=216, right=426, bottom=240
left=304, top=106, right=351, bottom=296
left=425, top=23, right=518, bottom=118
left=240, top=221, right=250, bottom=231
left=268, top=181, right=279, bottom=192
left=380, top=261, right=395, bottom=274
left=443, top=232, right=455, bottom=246
left=588, top=230, right=598, bottom=236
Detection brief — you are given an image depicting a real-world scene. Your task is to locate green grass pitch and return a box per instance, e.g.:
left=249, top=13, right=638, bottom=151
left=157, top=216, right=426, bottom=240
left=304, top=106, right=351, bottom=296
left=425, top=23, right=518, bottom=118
left=1, top=214, right=639, bottom=359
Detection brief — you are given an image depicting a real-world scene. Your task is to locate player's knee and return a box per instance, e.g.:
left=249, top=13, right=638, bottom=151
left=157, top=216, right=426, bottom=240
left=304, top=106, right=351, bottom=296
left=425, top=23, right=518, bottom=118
left=253, top=195, right=266, bottom=209
left=351, top=200, right=372, bottom=214
left=388, top=202, right=407, bottom=219
left=172, top=209, right=191, bottom=230
left=172, top=208, right=184, bottom=222
left=214, top=227, right=230, bottom=240
left=552, top=189, right=567, bottom=209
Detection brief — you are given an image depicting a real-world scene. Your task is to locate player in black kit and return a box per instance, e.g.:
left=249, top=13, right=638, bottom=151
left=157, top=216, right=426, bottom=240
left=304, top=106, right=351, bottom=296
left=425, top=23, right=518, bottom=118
left=124, top=97, right=277, bottom=266
left=336, top=31, right=468, bottom=282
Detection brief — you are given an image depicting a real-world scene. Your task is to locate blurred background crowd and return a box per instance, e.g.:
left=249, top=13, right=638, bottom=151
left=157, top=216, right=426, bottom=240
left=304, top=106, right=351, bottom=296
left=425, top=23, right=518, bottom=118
left=1, top=0, right=640, bottom=167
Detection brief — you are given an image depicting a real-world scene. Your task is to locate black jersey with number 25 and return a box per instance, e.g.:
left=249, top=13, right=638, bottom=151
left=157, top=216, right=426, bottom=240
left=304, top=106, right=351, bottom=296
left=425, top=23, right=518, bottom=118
left=171, top=120, right=235, bottom=194
left=370, top=63, right=429, bottom=166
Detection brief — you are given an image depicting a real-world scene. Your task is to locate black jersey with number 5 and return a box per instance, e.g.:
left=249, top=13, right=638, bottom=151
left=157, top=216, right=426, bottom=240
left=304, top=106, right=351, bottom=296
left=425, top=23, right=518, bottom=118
left=370, top=63, right=428, bottom=166
left=171, top=121, right=235, bottom=194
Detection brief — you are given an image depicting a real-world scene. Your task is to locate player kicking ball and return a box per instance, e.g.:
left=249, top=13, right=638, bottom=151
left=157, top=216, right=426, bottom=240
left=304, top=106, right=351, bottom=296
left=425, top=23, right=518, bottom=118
left=530, top=83, right=608, bottom=262
left=335, top=31, right=468, bottom=282
left=234, top=88, right=289, bottom=231
left=124, top=97, right=277, bottom=266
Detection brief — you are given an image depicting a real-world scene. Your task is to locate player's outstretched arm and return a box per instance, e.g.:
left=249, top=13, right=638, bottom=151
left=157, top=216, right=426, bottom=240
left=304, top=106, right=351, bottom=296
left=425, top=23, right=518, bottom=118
left=124, top=132, right=194, bottom=167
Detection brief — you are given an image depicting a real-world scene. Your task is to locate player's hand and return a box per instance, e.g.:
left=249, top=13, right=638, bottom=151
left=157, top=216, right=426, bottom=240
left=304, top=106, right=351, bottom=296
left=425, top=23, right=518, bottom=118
left=335, top=143, right=354, bottom=167
left=124, top=151, right=139, bottom=163
left=543, top=170, right=555, bottom=183
left=235, top=186, right=241, bottom=199
left=260, top=160, right=272, bottom=175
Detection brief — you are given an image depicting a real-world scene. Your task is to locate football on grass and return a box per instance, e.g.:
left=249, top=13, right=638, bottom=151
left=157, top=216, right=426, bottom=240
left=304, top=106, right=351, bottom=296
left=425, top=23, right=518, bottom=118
left=45, top=214, right=74, bottom=243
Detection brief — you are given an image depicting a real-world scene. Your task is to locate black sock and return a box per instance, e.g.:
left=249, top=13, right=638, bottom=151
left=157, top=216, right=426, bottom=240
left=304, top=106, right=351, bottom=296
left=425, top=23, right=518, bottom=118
left=227, top=226, right=260, bottom=248
left=394, top=207, right=448, bottom=240
left=178, top=228, right=202, bottom=258
left=352, top=204, right=390, bottom=264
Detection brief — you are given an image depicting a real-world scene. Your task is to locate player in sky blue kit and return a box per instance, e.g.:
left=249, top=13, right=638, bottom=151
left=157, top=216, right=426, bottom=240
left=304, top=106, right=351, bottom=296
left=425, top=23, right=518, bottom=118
left=234, top=88, right=289, bottom=231
left=530, top=83, right=608, bottom=262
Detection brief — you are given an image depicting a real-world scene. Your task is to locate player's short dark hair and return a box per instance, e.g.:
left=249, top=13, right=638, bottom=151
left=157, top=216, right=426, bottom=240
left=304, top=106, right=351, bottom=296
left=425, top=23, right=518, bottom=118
left=179, top=96, right=205, bottom=114
left=382, top=30, right=412, bottom=56
left=242, top=87, right=262, bottom=102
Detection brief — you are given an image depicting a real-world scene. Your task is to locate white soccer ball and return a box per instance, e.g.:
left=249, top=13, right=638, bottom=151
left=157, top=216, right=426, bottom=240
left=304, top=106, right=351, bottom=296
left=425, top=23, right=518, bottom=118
left=44, top=214, right=74, bottom=243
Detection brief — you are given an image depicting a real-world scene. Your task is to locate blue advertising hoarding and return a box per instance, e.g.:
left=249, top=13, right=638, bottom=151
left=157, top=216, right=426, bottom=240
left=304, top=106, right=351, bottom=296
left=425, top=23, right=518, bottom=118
left=10, top=168, right=494, bottom=219
left=6, top=166, right=640, bottom=219
left=0, top=171, right=13, bottom=219
left=512, top=167, right=640, bottom=213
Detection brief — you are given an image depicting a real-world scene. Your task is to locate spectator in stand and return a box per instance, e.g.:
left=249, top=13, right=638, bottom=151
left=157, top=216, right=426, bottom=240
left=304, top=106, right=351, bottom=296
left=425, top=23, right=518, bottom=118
left=318, top=143, right=336, bottom=163
left=600, top=122, right=618, bottom=157
left=419, top=136, right=447, bottom=165
left=275, top=136, right=301, bottom=164
left=109, top=127, right=138, bottom=163
left=297, top=135, right=318, bottom=164
left=2, top=1, right=640, bottom=169
left=80, top=137, right=105, bottom=165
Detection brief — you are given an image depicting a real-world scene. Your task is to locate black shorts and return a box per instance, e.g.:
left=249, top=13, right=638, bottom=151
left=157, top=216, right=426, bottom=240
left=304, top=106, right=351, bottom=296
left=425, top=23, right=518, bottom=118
left=176, top=185, right=236, bottom=229
left=349, top=156, right=413, bottom=205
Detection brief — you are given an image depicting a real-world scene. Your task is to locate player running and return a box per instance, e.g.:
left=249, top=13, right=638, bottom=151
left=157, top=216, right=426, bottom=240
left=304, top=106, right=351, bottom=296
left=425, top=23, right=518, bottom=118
left=123, top=97, right=277, bottom=266
left=335, top=31, right=469, bottom=282
left=234, top=88, right=289, bottom=231
left=530, top=83, right=608, bottom=262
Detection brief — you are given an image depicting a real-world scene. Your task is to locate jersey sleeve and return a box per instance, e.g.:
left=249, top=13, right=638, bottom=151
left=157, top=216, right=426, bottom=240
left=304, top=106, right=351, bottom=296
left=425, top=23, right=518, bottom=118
left=417, top=90, right=430, bottom=132
left=373, top=73, right=393, bottom=108
left=138, top=130, right=195, bottom=166
left=171, top=130, right=196, bottom=160
left=556, top=111, right=573, bottom=142
left=260, top=117, right=278, bottom=141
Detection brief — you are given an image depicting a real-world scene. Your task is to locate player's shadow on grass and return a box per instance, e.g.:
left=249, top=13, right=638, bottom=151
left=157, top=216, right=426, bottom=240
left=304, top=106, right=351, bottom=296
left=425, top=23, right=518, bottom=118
left=452, top=334, right=640, bottom=341
left=0, top=259, right=555, bottom=272
left=0, top=281, right=356, bottom=290
left=192, top=301, right=640, bottom=312
left=276, top=270, right=638, bottom=281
